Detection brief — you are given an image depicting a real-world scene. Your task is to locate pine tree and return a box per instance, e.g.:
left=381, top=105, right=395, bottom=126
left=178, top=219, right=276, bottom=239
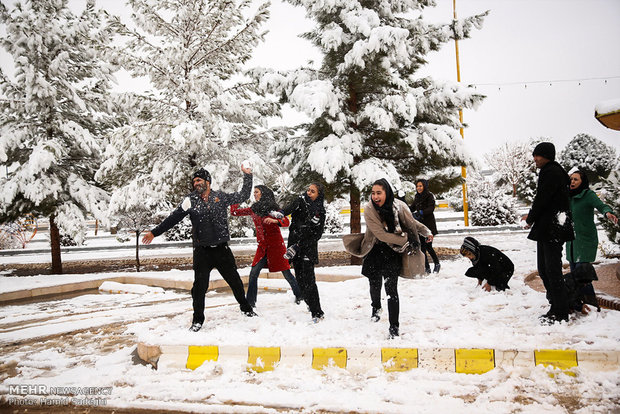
left=97, top=0, right=279, bottom=210
left=558, top=133, right=617, bottom=184
left=0, top=0, right=115, bottom=273
left=600, top=159, right=620, bottom=248
left=258, top=1, right=486, bottom=239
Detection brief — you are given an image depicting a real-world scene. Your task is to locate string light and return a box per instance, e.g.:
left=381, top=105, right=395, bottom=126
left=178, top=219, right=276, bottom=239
left=470, top=75, right=619, bottom=91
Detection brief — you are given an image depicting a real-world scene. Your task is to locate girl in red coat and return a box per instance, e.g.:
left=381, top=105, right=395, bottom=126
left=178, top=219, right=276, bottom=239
left=231, top=185, right=302, bottom=308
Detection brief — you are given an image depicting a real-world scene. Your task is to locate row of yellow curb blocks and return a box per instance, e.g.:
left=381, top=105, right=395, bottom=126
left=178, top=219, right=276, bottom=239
left=186, top=346, right=578, bottom=374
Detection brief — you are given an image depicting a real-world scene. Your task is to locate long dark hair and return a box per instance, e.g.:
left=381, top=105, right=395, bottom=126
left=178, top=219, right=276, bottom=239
left=251, top=185, right=280, bottom=217
left=569, top=170, right=589, bottom=198
left=371, top=178, right=396, bottom=232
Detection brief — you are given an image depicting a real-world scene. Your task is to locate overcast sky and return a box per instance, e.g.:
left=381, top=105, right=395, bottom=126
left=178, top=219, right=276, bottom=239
left=249, top=0, right=620, bottom=164
left=2, top=0, right=619, bottom=165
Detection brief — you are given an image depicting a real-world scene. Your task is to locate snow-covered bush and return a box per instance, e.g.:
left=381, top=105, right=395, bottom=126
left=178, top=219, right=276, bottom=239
left=324, top=202, right=345, bottom=234
left=164, top=216, right=193, bottom=242
left=228, top=215, right=255, bottom=239
left=470, top=193, right=519, bottom=226
left=559, top=133, right=617, bottom=183
left=466, top=172, right=518, bottom=226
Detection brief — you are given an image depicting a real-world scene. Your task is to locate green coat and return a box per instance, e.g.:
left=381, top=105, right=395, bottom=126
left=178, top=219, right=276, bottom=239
left=566, top=189, right=613, bottom=263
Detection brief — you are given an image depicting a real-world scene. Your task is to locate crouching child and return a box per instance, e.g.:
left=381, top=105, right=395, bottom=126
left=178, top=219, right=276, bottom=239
left=460, top=237, right=514, bottom=291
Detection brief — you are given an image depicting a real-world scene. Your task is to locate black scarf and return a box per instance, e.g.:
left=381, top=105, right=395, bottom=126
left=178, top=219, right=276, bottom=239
left=372, top=178, right=396, bottom=233
left=302, top=182, right=326, bottom=219
left=251, top=185, right=280, bottom=217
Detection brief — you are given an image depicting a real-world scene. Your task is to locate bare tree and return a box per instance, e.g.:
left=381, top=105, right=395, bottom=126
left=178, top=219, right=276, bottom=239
left=484, top=141, right=531, bottom=197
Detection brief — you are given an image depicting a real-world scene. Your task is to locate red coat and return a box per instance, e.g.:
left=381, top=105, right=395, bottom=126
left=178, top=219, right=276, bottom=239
left=230, top=205, right=291, bottom=271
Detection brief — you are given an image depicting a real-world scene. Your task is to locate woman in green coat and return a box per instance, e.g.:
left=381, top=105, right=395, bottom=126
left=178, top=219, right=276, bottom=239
left=566, top=170, right=617, bottom=271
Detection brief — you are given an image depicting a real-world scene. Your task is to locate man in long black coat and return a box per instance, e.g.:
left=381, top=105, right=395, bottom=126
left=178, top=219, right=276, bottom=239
left=522, top=142, right=574, bottom=324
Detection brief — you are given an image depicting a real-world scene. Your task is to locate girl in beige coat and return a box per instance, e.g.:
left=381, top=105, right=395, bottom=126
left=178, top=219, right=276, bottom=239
left=344, top=179, right=432, bottom=338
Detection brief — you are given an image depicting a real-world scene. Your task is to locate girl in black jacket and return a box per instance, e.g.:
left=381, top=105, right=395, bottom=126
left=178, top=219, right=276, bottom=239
left=411, top=179, right=440, bottom=273
left=279, top=183, right=326, bottom=322
left=460, top=237, right=513, bottom=291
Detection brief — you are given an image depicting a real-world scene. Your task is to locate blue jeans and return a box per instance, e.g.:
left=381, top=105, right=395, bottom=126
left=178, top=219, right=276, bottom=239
left=246, top=255, right=302, bottom=307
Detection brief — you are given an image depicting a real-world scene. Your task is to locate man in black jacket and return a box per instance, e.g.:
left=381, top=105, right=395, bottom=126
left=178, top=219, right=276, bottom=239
left=522, top=142, right=574, bottom=324
left=142, top=165, right=255, bottom=332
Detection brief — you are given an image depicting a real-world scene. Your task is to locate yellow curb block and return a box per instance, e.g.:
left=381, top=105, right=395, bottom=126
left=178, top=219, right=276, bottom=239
left=138, top=343, right=620, bottom=374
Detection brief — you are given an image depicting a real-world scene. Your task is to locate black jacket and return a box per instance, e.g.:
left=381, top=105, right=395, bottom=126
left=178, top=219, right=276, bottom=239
left=411, top=182, right=438, bottom=235
left=526, top=161, right=574, bottom=242
left=465, top=245, right=514, bottom=290
left=282, top=195, right=325, bottom=264
left=151, top=173, right=252, bottom=246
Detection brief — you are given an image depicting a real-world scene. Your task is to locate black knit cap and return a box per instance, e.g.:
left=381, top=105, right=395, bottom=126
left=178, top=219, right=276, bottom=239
left=460, top=236, right=480, bottom=258
left=532, top=142, right=556, bottom=161
left=192, top=168, right=211, bottom=183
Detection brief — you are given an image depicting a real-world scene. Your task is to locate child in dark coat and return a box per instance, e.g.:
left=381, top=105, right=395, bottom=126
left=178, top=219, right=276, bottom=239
left=460, top=237, right=514, bottom=291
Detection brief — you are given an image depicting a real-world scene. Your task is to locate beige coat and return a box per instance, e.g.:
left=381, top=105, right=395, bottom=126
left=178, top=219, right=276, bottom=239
left=343, top=199, right=431, bottom=278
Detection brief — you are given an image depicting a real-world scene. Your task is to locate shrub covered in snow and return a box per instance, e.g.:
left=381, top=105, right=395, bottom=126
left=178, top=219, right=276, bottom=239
left=465, top=172, right=518, bottom=226
left=163, top=216, right=193, bottom=242
left=324, top=202, right=345, bottom=234
left=559, top=133, right=617, bottom=183
left=470, top=193, right=519, bottom=226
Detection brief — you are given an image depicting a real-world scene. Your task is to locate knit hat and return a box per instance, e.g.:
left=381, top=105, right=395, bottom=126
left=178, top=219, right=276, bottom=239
left=532, top=142, right=556, bottom=161
left=460, top=236, right=480, bottom=261
left=192, top=168, right=211, bottom=183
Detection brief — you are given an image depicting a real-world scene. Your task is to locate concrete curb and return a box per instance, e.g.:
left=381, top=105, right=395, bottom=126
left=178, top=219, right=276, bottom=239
left=0, top=272, right=361, bottom=303
left=136, top=343, right=620, bottom=375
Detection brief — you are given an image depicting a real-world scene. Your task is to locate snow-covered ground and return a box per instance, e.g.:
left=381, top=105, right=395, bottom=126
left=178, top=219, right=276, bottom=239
left=1, top=227, right=619, bottom=412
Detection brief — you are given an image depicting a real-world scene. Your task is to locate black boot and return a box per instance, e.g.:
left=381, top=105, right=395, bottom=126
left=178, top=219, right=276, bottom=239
left=388, top=325, right=399, bottom=338
left=371, top=307, right=382, bottom=322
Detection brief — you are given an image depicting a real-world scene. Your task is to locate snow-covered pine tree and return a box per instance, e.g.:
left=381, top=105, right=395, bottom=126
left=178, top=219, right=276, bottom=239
left=258, top=1, right=486, bottom=238
left=466, top=172, right=518, bottom=226
left=97, top=0, right=279, bottom=211
left=600, top=159, right=620, bottom=249
left=484, top=141, right=531, bottom=197
left=558, top=133, right=617, bottom=184
left=0, top=0, right=115, bottom=273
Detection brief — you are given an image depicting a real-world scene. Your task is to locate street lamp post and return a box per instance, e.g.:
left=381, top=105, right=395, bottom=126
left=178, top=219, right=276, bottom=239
left=453, top=0, right=469, bottom=226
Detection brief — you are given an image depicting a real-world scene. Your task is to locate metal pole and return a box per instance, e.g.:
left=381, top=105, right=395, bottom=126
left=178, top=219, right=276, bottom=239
left=453, top=0, right=469, bottom=226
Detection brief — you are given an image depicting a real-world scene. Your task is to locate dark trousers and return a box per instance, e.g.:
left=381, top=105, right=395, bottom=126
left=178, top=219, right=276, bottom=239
left=191, top=244, right=252, bottom=324
left=420, top=238, right=439, bottom=269
left=369, top=270, right=399, bottom=329
left=292, top=256, right=323, bottom=318
left=537, top=241, right=569, bottom=320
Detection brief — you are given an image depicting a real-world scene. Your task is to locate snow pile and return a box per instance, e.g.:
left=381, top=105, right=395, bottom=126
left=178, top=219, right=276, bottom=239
left=98, top=281, right=165, bottom=295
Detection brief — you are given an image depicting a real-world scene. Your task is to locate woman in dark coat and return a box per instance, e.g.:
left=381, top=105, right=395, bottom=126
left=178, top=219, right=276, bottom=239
left=356, top=179, right=432, bottom=338
left=279, top=183, right=326, bottom=322
left=411, top=179, right=440, bottom=273
left=230, top=185, right=302, bottom=308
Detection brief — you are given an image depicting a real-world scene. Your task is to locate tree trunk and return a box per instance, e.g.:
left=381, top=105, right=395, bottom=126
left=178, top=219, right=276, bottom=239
left=49, top=214, right=63, bottom=274
left=349, top=184, right=363, bottom=265
left=135, top=230, right=141, bottom=272
left=512, top=182, right=517, bottom=197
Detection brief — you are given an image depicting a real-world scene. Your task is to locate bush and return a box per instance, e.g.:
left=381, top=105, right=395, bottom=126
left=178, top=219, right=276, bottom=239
left=164, top=216, right=193, bottom=241
left=324, top=202, right=345, bottom=234
left=470, top=192, right=519, bottom=226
